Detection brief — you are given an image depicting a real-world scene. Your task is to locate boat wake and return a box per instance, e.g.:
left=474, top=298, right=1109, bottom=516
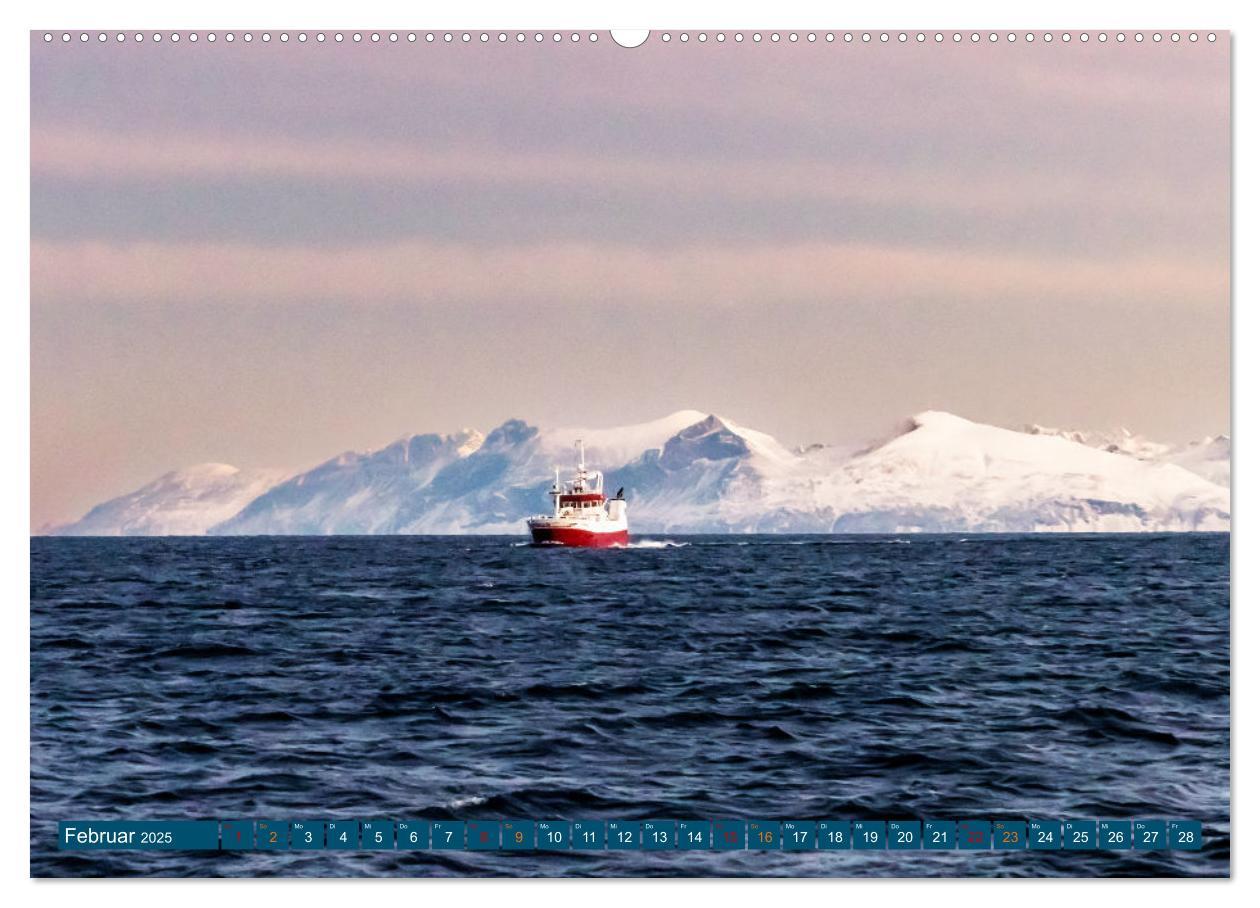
left=513, top=539, right=687, bottom=549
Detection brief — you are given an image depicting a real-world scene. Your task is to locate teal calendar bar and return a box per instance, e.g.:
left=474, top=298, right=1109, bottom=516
left=54, top=818, right=1211, bottom=851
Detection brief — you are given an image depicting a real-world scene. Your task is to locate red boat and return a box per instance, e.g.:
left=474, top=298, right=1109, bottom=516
left=526, top=441, right=628, bottom=547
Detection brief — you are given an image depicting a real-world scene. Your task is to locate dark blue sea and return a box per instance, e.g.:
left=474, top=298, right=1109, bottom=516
left=30, top=534, right=1230, bottom=877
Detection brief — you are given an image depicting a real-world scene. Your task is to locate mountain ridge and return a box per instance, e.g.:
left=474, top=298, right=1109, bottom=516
left=48, top=410, right=1230, bottom=536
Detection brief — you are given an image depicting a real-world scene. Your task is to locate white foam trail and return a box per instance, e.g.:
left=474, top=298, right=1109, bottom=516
left=512, top=538, right=688, bottom=549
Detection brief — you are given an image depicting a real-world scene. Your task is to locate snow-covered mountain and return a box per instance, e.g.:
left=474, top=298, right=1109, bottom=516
left=218, top=429, right=484, bottom=535
left=1024, top=423, right=1231, bottom=488
left=804, top=411, right=1228, bottom=533
left=50, top=464, right=288, bottom=536
left=49, top=410, right=1231, bottom=536
left=1163, top=435, right=1231, bottom=488
left=216, top=410, right=710, bottom=535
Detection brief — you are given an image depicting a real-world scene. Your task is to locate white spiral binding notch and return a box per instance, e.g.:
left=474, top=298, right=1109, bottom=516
left=610, top=29, right=649, bottom=48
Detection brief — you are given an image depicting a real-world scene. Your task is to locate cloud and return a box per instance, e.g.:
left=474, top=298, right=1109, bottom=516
left=31, top=236, right=1226, bottom=309
left=34, top=125, right=1219, bottom=224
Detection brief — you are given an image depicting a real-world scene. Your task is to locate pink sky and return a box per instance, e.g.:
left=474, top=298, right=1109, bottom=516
left=30, top=33, right=1230, bottom=529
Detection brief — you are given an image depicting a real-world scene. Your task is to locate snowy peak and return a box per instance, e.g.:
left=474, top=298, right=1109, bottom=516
left=1022, top=421, right=1230, bottom=487
left=885, top=410, right=1129, bottom=469
left=482, top=419, right=538, bottom=451
left=544, top=409, right=708, bottom=470
left=660, top=415, right=750, bottom=469
left=817, top=411, right=1229, bottom=532
left=318, top=429, right=483, bottom=474
left=52, top=463, right=288, bottom=536
left=1164, top=434, right=1231, bottom=487
left=1024, top=422, right=1171, bottom=460
left=216, top=427, right=484, bottom=535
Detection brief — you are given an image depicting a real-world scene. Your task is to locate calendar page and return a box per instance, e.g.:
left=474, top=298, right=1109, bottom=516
left=29, top=25, right=1230, bottom=879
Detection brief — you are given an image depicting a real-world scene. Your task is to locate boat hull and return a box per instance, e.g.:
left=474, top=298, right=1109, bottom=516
left=527, top=523, right=629, bottom=548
